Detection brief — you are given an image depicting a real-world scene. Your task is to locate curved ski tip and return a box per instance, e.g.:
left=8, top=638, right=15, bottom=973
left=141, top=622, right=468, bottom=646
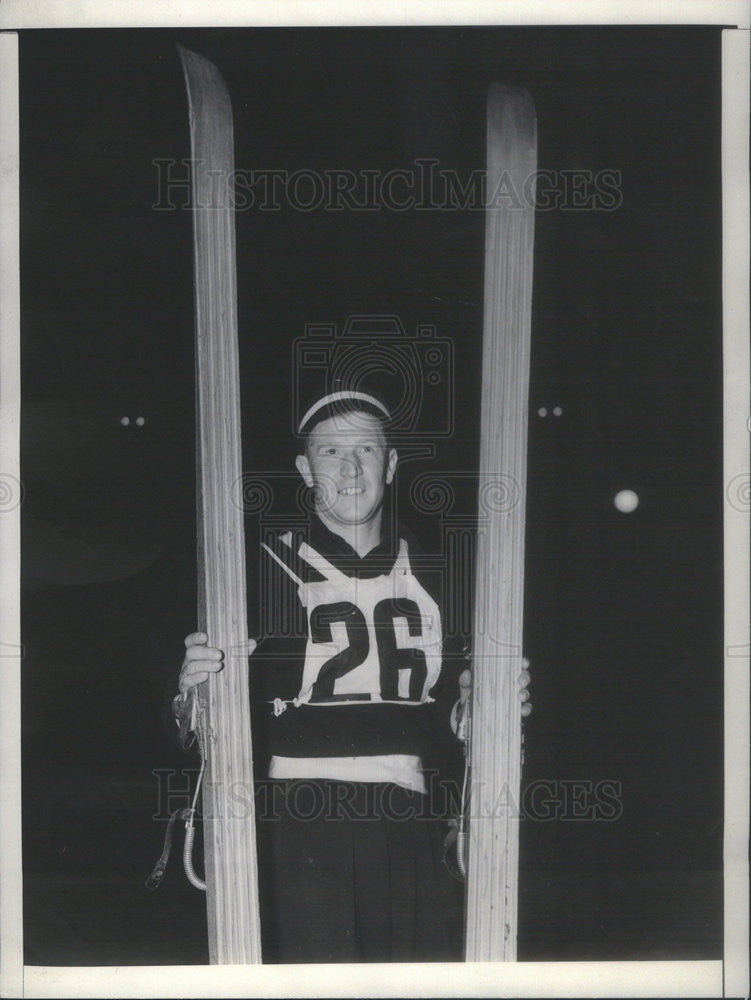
left=177, top=45, right=226, bottom=86
left=177, top=44, right=212, bottom=74
left=176, top=43, right=198, bottom=69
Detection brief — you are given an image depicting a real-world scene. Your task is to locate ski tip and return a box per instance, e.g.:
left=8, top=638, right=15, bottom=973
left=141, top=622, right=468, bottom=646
left=177, top=44, right=226, bottom=88
left=176, top=43, right=197, bottom=69
left=176, top=44, right=232, bottom=121
left=486, top=82, right=537, bottom=146
left=487, top=81, right=534, bottom=107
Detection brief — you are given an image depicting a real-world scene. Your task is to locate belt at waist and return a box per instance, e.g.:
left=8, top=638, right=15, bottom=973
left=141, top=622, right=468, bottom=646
left=268, top=754, right=427, bottom=795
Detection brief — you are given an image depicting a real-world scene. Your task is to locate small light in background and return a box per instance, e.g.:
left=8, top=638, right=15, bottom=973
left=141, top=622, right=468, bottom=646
left=120, top=417, right=130, bottom=427
left=537, top=407, right=547, bottom=418
left=553, top=406, right=563, bottom=417
left=135, top=416, right=145, bottom=427
left=614, top=489, right=639, bottom=513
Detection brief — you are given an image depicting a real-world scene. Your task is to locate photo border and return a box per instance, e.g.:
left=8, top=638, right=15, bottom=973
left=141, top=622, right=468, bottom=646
left=1, top=3, right=747, bottom=997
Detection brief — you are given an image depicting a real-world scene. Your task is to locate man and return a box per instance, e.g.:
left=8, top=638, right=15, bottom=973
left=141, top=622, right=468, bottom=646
left=178, top=389, right=531, bottom=962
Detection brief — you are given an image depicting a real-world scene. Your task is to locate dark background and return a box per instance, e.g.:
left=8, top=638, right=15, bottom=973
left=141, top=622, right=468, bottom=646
left=20, top=26, right=723, bottom=965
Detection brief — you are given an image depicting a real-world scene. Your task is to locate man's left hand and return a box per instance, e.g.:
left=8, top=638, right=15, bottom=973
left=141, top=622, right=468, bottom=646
left=457, top=656, right=532, bottom=717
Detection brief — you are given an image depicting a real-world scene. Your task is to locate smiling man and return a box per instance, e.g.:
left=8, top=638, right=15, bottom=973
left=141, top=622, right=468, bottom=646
left=178, top=388, right=530, bottom=963
left=295, top=392, right=398, bottom=553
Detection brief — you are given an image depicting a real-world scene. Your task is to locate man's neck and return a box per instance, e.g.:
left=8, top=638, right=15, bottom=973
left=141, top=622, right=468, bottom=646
left=315, top=508, right=383, bottom=558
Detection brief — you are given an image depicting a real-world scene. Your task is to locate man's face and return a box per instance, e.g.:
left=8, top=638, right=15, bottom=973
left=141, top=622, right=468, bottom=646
left=296, top=411, right=397, bottom=527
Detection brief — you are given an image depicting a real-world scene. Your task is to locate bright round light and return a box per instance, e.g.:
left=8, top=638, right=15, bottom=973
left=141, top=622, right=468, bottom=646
left=120, top=417, right=130, bottom=426
left=614, top=489, right=639, bottom=513
left=135, top=416, right=145, bottom=427
left=553, top=406, right=563, bottom=417
left=537, top=407, right=547, bottom=417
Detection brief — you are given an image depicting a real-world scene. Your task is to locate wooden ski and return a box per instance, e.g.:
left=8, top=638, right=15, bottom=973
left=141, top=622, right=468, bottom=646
left=465, top=83, right=537, bottom=961
left=179, top=46, right=262, bottom=964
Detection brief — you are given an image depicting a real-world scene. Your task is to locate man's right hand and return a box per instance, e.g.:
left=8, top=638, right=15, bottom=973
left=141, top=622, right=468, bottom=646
left=178, top=631, right=226, bottom=692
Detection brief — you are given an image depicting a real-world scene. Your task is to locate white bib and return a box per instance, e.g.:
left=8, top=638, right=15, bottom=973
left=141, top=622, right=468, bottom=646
left=263, top=535, right=442, bottom=707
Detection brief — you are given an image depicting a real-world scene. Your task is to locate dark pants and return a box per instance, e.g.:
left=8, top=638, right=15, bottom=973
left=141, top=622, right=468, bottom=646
left=255, top=780, right=464, bottom=963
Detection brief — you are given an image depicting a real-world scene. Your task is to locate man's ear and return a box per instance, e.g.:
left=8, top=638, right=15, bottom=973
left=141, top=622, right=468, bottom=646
left=385, top=448, right=398, bottom=485
left=296, top=453, right=314, bottom=487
